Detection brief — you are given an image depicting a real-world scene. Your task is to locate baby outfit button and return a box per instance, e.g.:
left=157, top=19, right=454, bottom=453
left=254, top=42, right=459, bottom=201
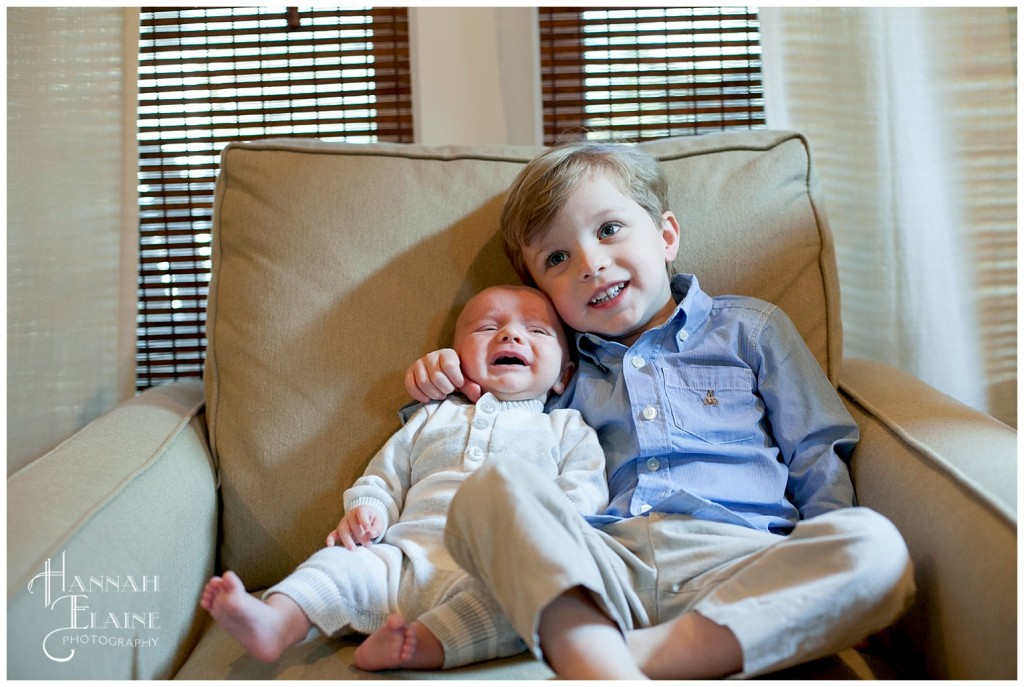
left=465, top=447, right=483, bottom=460
left=641, top=406, right=658, bottom=420
left=646, top=458, right=661, bottom=472
left=473, top=418, right=490, bottom=430
left=480, top=400, right=497, bottom=414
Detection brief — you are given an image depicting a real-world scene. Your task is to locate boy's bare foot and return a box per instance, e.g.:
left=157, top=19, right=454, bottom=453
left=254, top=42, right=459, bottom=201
left=354, top=614, right=445, bottom=671
left=627, top=611, right=742, bottom=679
left=539, top=587, right=648, bottom=679
left=200, top=570, right=310, bottom=663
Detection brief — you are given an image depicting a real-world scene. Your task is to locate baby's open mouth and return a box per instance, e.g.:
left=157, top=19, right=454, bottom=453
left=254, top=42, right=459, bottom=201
left=492, top=355, right=527, bottom=366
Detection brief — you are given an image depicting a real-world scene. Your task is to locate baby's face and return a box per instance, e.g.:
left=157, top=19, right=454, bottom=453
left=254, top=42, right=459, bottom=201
left=454, top=285, right=572, bottom=402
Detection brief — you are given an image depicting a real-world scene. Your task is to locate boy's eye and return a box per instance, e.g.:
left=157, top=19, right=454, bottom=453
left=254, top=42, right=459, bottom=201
left=546, top=250, right=568, bottom=268
left=598, top=223, right=621, bottom=239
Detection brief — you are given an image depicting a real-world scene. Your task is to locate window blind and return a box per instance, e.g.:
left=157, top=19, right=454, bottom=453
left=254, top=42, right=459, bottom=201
left=137, top=7, right=411, bottom=390
left=540, top=7, right=764, bottom=144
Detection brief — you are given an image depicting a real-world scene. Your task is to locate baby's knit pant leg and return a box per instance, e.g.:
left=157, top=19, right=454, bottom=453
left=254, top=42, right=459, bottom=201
left=417, top=581, right=526, bottom=668
left=264, top=543, right=402, bottom=638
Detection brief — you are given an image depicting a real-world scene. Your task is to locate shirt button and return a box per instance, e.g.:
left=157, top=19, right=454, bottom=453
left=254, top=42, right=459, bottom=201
left=678, top=330, right=689, bottom=342
left=639, top=504, right=652, bottom=514
left=646, top=458, right=661, bottom=472
left=630, top=355, right=646, bottom=368
left=473, top=418, right=490, bottom=430
left=641, top=406, right=658, bottom=421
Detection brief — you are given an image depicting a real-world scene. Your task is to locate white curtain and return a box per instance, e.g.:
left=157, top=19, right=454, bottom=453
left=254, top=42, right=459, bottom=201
left=7, top=8, right=139, bottom=474
left=760, top=7, right=1017, bottom=428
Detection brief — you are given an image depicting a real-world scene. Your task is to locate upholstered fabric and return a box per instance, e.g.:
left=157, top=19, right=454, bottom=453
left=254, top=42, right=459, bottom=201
left=204, top=131, right=841, bottom=589
left=7, top=381, right=215, bottom=679
left=840, top=359, right=1017, bottom=678
left=175, top=611, right=554, bottom=680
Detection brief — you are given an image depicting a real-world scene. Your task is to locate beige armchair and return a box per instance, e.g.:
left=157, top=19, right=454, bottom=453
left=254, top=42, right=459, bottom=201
left=8, top=131, right=1015, bottom=679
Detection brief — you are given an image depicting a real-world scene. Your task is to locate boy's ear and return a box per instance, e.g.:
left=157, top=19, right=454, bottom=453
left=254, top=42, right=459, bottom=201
left=660, top=211, right=681, bottom=263
left=553, top=360, right=576, bottom=395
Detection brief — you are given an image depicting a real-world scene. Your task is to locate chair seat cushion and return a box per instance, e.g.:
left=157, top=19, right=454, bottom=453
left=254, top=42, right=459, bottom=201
left=174, top=594, right=891, bottom=679
left=174, top=592, right=553, bottom=680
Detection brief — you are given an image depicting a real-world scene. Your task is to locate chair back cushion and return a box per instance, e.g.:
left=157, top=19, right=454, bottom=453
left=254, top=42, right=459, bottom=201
left=206, top=130, right=842, bottom=586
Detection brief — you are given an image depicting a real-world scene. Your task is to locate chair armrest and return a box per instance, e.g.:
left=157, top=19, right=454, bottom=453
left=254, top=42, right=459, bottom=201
left=7, top=380, right=218, bottom=680
left=839, top=358, right=1016, bottom=679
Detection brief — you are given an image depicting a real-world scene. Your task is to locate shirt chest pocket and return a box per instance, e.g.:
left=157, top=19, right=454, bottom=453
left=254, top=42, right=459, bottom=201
left=664, top=366, right=757, bottom=445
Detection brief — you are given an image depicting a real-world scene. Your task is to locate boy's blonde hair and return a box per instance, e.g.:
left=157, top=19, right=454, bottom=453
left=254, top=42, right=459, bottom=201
left=500, top=141, right=670, bottom=284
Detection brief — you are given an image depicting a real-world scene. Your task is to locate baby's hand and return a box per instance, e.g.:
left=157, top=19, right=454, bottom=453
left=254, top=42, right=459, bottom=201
left=404, top=348, right=482, bottom=403
left=326, top=505, right=384, bottom=550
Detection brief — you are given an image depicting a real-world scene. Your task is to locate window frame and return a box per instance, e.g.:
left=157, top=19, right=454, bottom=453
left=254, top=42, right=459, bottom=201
left=539, top=6, right=765, bottom=144
left=135, top=7, right=412, bottom=390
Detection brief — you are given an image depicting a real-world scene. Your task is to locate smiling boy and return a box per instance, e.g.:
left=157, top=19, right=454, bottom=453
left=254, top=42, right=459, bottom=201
left=406, top=142, right=915, bottom=679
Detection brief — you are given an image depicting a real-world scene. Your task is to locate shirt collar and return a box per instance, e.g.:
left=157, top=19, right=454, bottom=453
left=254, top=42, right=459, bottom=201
left=477, top=392, right=546, bottom=414
left=575, top=272, right=710, bottom=368
left=669, top=272, right=713, bottom=332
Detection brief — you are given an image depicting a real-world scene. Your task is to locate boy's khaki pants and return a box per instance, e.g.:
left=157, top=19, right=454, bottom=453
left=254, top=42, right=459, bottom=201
left=445, top=458, right=915, bottom=677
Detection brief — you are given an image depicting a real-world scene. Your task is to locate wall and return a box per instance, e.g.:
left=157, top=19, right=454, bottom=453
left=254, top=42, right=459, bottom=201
left=7, top=7, right=138, bottom=475
left=410, top=7, right=541, bottom=146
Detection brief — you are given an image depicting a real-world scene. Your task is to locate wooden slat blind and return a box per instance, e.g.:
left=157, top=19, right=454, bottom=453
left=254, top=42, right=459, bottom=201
left=137, top=7, right=412, bottom=390
left=540, top=7, right=764, bottom=144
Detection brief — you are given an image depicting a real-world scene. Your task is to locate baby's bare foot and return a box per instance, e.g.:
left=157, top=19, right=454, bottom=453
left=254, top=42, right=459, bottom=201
left=354, top=614, right=417, bottom=670
left=354, top=614, right=444, bottom=671
left=202, top=570, right=299, bottom=663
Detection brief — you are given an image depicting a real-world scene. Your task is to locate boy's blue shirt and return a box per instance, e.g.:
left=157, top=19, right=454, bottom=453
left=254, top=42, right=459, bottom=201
left=546, top=273, right=858, bottom=534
